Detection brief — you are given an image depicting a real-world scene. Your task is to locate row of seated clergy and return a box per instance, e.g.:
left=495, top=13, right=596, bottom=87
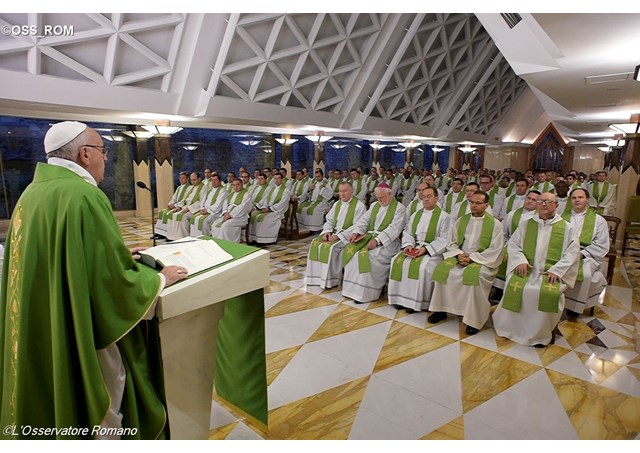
left=387, top=187, right=452, bottom=312
left=189, top=174, right=227, bottom=237
left=163, top=173, right=207, bottom=240
left=203, top=179, right=253, bottom=242
left=491, top=192, right=580, bottom=346
left=297, top=169, right=334, bottom=232
left=248, top=173, right=292, bottom=244
left=305, top=182, right=367, bottom=288
left=155, top=171, right=191, bottom=237
left=341, top=184, right=406, bottom=303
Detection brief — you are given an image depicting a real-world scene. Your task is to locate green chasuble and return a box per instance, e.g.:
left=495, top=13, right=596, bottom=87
left=0, top=163, right=166, bottom=439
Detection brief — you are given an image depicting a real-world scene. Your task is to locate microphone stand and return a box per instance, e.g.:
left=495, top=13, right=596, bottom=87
left=137, top=181, right=156, bottom=246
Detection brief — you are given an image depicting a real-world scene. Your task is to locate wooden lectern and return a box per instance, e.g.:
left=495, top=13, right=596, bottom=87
left=155, top=245, right=270, bottom=439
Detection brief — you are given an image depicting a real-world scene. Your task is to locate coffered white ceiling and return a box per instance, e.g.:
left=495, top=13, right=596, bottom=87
left=0, top=12, right=638, bottom=146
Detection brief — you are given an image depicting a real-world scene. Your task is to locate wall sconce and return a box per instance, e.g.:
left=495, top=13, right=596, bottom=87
left=275, top=137, right=298, bottom=145
left=431, top=146, right=445, bottom=152
left=369, top=142, right=387, bottom=150
left=459, top=145, right=477, bottom=153
left=121, top=130, right=155, bottom=140
left=305, top=132, right=333, bottom=144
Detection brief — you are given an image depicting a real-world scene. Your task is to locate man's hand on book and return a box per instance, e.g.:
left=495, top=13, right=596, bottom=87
left=162, top=265, right=189, bottom=287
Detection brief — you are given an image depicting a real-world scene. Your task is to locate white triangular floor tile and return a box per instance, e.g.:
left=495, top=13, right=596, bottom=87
left=368, top=304, right=402, bottom=320
left=210, top=400, right=239, bottom=430
left=499, top=343, right=544, bottom=366
left=597, top=329, right=632, bottom=349
left=546, top=351, right=597, bottom=383
left=424, top=317, right=460, bottom=340
left=598, top=305, right=630, bottom=321
left=598, top=349, right=640, bottom=366
left=264, top=289, right=296, bottom=311
left=302, top=284, right=324, bottom=295
left=460, top=328, right=498, bottom=352
left=319, top=290, right=348, bottom=303
left=226, top=421, right=265, bottom=440
left=349, top=374, right=459, bottom=439
left=267, top=321, right=392, bottom=410
left=374, top=342, right=462, bottom=413
left=600, top=366, right=640, bottom=397
left=348, top=405, right=419, bottom=440
left=465, top=369, right=579, bottom=439
left=599, top=319, right=634, bottom=338
left=265, top=304, right=338, bottom=353
left=463, top=415, right=520, bottom=440
left=605, top=286, right=633, bottom=309
left=553, top=336, right=572, bottom=350
left=395, top=311, right=428, bottom=329
left=574, top=343, right=594, bottom=355
left=285, top=278, right=306, bottom=289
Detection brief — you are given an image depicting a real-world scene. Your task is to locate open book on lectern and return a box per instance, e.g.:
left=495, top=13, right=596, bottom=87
left=139, top=237, right=233, bottom=275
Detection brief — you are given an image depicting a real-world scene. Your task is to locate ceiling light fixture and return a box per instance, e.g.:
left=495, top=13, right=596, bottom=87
left=239, top=140, right=261, bottom=146
left=609, top=114, right=640, bottom=135
left=330, top=143, right=348, bottom=149
left=459, top=145, right=477, bottom=153
left=304, top=132, right=333, bottom=144
left=121, top=130, right=155, bottom=140
left=141, top=125, right=183, bottom=135
left=183, top=145, right=198, bottom=151
left=369, top=142, right=386, bottom=150
left=399, top=141, right=419, bottom=149
left=431, top=146, right=445, bottom=152
left=275, top=137, right=298, bottom=146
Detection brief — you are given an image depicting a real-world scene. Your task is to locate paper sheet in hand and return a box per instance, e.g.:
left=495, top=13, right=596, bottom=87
left=139, top=238, right=233, bottom=275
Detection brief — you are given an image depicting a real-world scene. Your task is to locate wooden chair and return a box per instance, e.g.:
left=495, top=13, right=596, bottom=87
left=288, top=199, right=299, bottom=240
left=622, top=196, right=640, bottom=256
left=602, top=215, right=621, bottom=286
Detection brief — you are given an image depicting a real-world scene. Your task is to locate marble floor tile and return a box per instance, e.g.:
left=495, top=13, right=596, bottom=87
left=265, top=304, right=338, bottom=353
left=466, top=369, right=578, bottom=439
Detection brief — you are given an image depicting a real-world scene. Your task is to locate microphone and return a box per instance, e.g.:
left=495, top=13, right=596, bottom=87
left=136, top=180, right=156, bottom=246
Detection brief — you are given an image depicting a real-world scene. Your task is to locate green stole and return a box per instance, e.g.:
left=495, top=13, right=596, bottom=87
left=253, top=184, right=269, bottom=204
left=506, top=194, right=519, bottom=213
left=191, top=186, right=224, bottom=230
left=386, top=176, right=395, bottom=190
left=293, top=180, right=306, bottom=197
left=592, top=181, right=609, bottom=206
left=432, top=213, right=495, bottom=285
left=457, top=200, right=469, bottom=219
left=330, top=178, right=341, bottom=195
left=160, top=184, right=189, bottom=223
left=488, top=186, right=499, bottom=207
left=505, top=182, right=515, bottom=197
left=510, top=207, right=525, bottom=234
left=216, top=189, right=247, bottom=227
left=309, top=197, right=359, bottom=263
left=445, top=190, right=464, bottom=213
left=342, top=199, right=398, bottom=273
left=502, top=218, right=566, bottom=313
left=535, top=181, right=554, bottom=193
left=252, top=184, right=286, bottom=223
left=390, top=206, right=442, bottom=280
left=561, top=208, right=596, bottom=282
left=175, top=183, right=204, bottom=221
left=409, top=198, right=422, bottom=217
left=298, top=181, right=326, bottom=215
left=353, top=177, right=363, bottom=195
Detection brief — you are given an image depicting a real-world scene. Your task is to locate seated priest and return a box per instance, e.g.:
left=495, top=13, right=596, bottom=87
left=205, top=178, right=252, bottom=242
left=388, top=186, right=452, bottom=313
left=248, top=172, right=291, bottom=245
left=166, top=172, right=205, bottom=241
left=562, top=188, right=610, bottom=317
left=406, top=182, right=428, bottom=222
left=492, top=190, right=541, bottom=295
left=428, top=190, right=504, bottom=335
left=450, top=182, right=494, bottom=219
left=305, top=182, right=367, bottom=289
left=190, top=173, right=227, bottom=237
left=342, top=183, right=406, bottom=303
left=440, top=177, right=465, bottom=214
left=498, top=177, right=529, bottom=219
left=155, top=171, right=189, bottom=238
left=587, top=170, right=617, bottom=215
left=492, top=192, right=580, bottom=347
left=297, top=169, right=333, bottom=232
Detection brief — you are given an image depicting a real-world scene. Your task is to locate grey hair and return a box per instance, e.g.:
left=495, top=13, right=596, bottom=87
left=46, top=130, right=87, bottom=161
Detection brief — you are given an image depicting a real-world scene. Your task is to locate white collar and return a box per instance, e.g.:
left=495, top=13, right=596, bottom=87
left=47, top=157, right=97, bottom=187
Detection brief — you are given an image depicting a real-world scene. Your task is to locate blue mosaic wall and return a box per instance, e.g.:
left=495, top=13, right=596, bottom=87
left=0, top=115, right=450, bottom=218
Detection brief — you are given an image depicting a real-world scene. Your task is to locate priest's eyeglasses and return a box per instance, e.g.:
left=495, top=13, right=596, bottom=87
left=536, top=200, right=556, bottom=206
left=83, top=144, right=108, bottom=157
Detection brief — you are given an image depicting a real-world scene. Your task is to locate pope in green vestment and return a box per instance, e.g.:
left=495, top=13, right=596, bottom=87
left=0, top=122, right=183, bottom=439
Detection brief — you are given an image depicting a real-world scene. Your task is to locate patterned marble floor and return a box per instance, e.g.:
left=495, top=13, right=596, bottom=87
left=119, top=218, right=640, bottom=440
